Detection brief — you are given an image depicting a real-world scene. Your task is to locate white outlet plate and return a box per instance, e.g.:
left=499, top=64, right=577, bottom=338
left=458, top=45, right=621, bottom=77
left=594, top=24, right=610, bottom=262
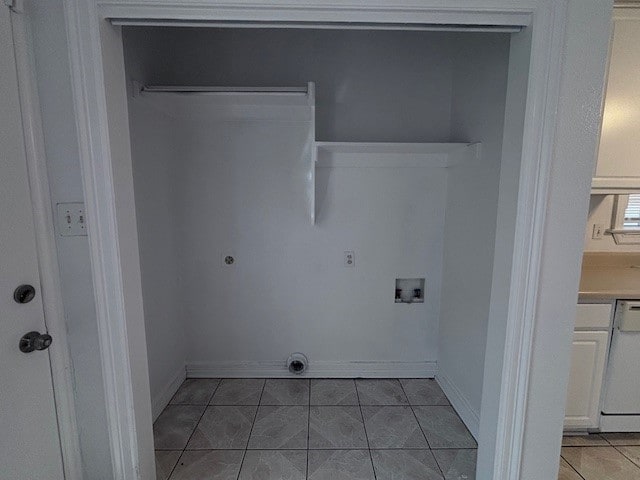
left=57, top=202, right=87, bottom=236
left=344, top=251, right=355, bottom=267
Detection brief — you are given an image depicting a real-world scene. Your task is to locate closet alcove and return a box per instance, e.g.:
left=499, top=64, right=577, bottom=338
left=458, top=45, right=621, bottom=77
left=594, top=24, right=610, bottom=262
left=122, top=26, right=520, bottom=445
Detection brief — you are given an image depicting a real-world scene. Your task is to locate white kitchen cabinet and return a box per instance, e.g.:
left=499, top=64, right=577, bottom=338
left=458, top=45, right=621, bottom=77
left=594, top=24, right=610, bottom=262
left=574, top=303, right=613, bottom=329
left=564, top=330, right=609, bottom=429
left=593, top=8, right=640, bottom=193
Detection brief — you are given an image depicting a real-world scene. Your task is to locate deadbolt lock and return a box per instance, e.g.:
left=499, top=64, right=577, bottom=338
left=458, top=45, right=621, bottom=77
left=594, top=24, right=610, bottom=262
left=13, top=284, right=36, bottom=304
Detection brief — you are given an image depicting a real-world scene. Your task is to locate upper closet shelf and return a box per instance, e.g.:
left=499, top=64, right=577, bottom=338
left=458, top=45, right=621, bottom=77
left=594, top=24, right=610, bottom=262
left=310, top=142, right=480, bottom=224
left=132, top=81, right=315, bottom=122
left=315, top=142, right=479, bottom=168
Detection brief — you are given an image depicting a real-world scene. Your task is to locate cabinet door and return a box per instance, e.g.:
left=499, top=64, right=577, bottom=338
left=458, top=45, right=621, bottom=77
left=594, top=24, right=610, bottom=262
left=564, top=331, right=609, bottom=429
left=596, top=11, right=640, bottom=181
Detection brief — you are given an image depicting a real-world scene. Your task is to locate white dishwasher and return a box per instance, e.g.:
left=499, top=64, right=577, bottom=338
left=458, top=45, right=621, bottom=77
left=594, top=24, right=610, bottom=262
left=601, top=300, right=640, bottom=431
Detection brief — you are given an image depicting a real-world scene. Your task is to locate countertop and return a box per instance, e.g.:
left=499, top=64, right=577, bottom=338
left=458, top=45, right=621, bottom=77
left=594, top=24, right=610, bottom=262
left=579, top=253, right=640, bottom=301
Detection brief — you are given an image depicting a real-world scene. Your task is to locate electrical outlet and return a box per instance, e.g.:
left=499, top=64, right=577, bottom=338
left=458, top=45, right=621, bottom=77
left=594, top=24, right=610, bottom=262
left=57, top=203, right=87, bottom=236
left=592, top=224, right=605, bottom=240
left=344, top=251, right=355, bottom=267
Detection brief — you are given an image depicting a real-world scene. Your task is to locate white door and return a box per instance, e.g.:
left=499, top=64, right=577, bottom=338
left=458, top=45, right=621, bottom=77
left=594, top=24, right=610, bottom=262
left=564, top=330, right=609, bottom=429
left=0, top=5, right=65, bottom=479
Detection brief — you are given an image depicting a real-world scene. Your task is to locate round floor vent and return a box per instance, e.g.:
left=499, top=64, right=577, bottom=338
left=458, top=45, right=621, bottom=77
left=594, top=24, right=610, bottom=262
left=287, top=352, right=308, bottom=375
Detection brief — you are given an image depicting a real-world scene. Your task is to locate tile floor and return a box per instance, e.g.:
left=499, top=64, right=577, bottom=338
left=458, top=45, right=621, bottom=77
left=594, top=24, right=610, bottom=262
left=154, top=378, right=477, bottom=480
left=560, top=433, right=640, bottom=480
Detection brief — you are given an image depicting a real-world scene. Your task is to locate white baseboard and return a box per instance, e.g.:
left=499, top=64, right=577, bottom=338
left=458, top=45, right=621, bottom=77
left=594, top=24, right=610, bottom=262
left=435, top=373, right=480, bottom=440
left=187, top=360, right=437, bottom=379
left=151, top=364, right=186, bottom=422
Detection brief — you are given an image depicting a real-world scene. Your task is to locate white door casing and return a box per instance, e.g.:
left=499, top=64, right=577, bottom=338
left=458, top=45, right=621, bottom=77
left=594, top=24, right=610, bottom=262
left=0, top=5, right=65, bottom=479
left=61, top=1, right=612, bottom=479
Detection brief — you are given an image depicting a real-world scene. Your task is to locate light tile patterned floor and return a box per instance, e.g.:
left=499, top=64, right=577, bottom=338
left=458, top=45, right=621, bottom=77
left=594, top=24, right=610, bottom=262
left=154, top=378, right=477, bottom=480
left=560, top=433, right=640, bottom=480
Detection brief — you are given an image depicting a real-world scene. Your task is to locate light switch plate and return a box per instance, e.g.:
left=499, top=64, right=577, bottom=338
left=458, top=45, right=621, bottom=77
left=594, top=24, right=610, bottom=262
left=57, top=202, right=87, bottom=236
left=344, top=251, right=355, bottom=267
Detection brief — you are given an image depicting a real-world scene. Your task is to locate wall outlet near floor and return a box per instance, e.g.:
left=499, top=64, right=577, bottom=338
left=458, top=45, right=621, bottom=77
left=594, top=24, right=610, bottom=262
left=57, top=202, right=87, bottom=236
left=344, top=251, right=355, bottom=267
left=592, top=223, right=605, bottom=240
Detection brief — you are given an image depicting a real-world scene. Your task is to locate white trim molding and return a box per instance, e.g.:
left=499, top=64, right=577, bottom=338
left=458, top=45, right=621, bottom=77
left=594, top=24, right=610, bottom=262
left=63, top=1, right=141, bottom=478
left=61, top=2, right=612, bottom=480
left=490, top=2, right=567, bottom=479
left=188, top=360, right=438, bottom=379
left=97, top=0, right=534, bottom=27
left=436, top=374, right=480, bottom=440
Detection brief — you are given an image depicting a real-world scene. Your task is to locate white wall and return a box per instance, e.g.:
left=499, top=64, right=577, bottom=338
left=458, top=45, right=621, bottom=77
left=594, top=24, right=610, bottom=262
left=129, top=93, right=446, bottom=379
left=24, top=2, right=112, bottom=478
left=437, top=34, right=511, bottom=436
left=122, top=27, right=455, bottom=142
left=583, top=195, right=640, bottom=252
left=129, top=87, right=188, bottom=416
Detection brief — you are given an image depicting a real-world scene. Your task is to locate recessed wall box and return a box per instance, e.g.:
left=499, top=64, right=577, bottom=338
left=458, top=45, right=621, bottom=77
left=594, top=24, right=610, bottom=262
left=395, top=278, right=425, bottom=304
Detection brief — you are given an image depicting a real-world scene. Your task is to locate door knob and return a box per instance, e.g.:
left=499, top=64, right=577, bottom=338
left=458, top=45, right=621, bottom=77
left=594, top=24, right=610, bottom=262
left=19, top=331, right=52, bottom=353
left=13, top=284, right=36, bottom=304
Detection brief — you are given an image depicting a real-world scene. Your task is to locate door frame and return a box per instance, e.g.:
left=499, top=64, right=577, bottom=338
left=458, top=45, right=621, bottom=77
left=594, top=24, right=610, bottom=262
left=61, top=1, right=612, bottom=479
left=8, top=5, right=82, bottom=479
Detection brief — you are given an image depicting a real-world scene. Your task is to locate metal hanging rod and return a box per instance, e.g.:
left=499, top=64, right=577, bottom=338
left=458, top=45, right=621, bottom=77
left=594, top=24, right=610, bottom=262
left=110, top=19, right=523, bottom=33
left=139, top=85, right=310, bottom=95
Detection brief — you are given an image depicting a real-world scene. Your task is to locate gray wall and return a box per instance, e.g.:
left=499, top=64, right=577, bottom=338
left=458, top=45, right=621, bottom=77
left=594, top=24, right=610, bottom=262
left=25, top=1, right=112, bottom=478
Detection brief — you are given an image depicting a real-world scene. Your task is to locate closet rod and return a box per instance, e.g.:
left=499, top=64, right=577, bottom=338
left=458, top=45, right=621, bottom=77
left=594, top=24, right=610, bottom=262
left=140, top=85, right=309, bottom=95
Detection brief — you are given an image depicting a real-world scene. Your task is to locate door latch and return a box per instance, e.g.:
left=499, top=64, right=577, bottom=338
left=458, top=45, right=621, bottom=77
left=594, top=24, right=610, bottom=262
left=19, top=331, right=52, bottom=353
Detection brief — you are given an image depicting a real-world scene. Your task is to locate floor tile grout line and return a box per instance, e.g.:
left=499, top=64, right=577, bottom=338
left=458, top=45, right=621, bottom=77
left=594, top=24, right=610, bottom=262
left=611, top=444, right=640, bottom=471
left=166, top=379, right=222, bottom=480
left=307, top=379, right=311, bottom=480
left=235, top=379, right=267, bottom=480
left=559, top=454, right=587, bottom=480
left=398, top=380, right=449, bottom=480
left=204, top=378, right=222, bottom=405
left=175, top=403, right=327, bottom=407
left=157, top=446, right=478, bottom=451
left=354, top=379, right=377, bottom=480
left=398, top=380, right=431, bottom=449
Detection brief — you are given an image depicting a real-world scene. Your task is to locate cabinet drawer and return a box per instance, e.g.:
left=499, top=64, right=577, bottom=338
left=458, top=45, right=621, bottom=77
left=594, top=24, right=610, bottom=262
left=575, top=303, right=613, bottom=329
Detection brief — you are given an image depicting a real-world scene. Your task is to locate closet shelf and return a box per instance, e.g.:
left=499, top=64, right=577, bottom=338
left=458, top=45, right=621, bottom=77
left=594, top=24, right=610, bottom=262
left=310, top=141, right=481, bottom=224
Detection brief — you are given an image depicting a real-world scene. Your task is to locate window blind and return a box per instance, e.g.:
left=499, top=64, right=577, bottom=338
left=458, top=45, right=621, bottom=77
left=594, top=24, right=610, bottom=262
left=624, top=193, right=640, bottom=228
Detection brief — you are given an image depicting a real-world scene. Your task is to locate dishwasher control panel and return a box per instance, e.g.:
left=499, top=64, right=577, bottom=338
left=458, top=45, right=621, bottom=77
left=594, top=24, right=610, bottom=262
left=616, top=300, right=640, bottom=332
